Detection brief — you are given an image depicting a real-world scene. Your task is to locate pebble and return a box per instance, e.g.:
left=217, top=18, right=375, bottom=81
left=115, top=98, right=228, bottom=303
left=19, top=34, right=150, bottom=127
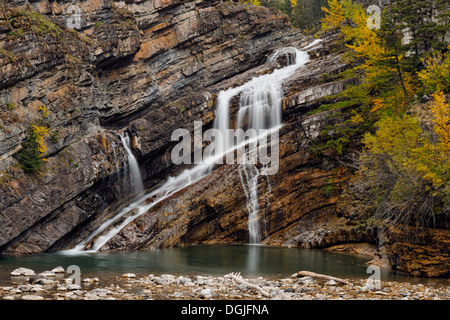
left=30, top=285, right=45, bottom=292
left=297, top=276, right=314, bottom=285
left=21, top=295, right=44, bottom=300
left=51, top=266, right=65, bottom=274
left=67, top=284, right=82, bottom=290
left=40, top=271, right=56, bottom=277
left=154, top=277, right=169, bottom=285
left=199, top=288, right=213, bottom=299
left=325, top=280, right=337, bottom=286
left=1, top=270, right=448, bottom=301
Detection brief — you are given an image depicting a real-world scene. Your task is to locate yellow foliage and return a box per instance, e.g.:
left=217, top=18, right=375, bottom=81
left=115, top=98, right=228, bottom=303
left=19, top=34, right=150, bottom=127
left=350, top=112, right=364, bottom=124
left=364, top=114, right=448, bottom=189
left=38, top=105, right=49, bottom=118
left=430, top=91, right=450, bottom=156
left=371, top=98, right=384, bottom=113
left=31, top=124, right=49, bottom=154
left=321, top=0, right=345, bottom=29
left=418, top=49, right=450, bottom=93
left=239, top=0, right=261, bottom=6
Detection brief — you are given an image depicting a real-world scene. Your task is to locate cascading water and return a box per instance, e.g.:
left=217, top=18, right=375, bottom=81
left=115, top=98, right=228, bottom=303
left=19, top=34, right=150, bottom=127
left=65, top=40, right=321, bottom=254
left=120, top=133, right=144, bottom=196
left=232, top=44, right=319, bottom=244
left=239, top=162, right=261, bottom=244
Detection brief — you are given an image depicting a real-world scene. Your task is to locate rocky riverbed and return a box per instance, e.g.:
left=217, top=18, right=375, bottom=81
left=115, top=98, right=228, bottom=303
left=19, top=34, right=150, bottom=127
left=1, top=267, right=448, bottom=300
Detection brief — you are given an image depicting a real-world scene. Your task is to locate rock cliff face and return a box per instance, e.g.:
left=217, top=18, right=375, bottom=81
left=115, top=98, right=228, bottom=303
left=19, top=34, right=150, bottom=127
left=0, top=0, right=299, bottom=254
left=0, top=1, right=448, bottom=278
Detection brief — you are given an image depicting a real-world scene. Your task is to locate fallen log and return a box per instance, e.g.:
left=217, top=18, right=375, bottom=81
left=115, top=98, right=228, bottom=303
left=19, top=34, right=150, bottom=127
left=296, top=271, right=348, bottom=284
left=228, top=272, right=270, bottom=298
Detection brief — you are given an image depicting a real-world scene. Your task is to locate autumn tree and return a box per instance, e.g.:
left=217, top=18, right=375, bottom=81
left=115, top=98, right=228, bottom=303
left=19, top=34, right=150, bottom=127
left=321, top=0, right=450, bottom=226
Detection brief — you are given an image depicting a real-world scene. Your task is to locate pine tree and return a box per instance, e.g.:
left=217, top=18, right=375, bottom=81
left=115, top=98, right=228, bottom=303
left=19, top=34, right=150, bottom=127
left=16, top=127, right=45, bottom=174
left=383, top=0, right=450, bottom=71
left=291, top=0, right=328, bottom=31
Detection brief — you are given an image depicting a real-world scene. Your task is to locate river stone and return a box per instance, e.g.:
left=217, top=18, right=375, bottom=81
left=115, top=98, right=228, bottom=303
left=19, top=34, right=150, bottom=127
left=11, top=268, right=35, bottom=277
left=236, top=284, right=248, bottom=291
left=51, top=266, right=65, bottom=274
left=92, top=288, right=113, bottom=296
left=41, top=271, right=56, bottom=277
left=122, top=273, right=136, bottom=278
left=30, top=285, right=45, bottom=292
left=84, top=293, right=99, bottom=300
left=21, top=295, right=44, bottom=300
left=297, top=276, right=314, bottom=285
left=67, top=284, right=82, bottom=290
left=29, top=274, right=47, bottom=284
left=325, top=280, right=337, bottom=286
left=176, top=276, right=192, bottom=284
left=18, top=284, right=32, bottom=292
left=199, top=288, right=213, bottom=299
left=154, top=277, right=169, bottom=285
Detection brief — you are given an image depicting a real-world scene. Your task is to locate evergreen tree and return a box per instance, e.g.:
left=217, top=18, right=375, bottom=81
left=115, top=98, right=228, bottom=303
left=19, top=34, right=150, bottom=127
left=16, top=127, right=45, bottom=174
left=383, top=0, right=450, bottom=72
left=291, top=0, right=328, bottom=31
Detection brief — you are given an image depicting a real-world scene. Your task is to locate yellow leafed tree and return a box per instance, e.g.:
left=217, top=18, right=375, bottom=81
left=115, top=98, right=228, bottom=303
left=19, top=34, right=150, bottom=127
left=321, top=0, right=345, bottom=29
left=240, top=0, right=261, bottom=6
left=431, top=91, right=450, bottom=157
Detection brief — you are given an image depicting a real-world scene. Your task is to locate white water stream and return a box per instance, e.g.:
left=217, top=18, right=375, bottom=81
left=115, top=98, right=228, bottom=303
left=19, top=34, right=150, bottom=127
left=66, top=40, right=321, bottom=253
left=120, top=133, right=144, bottom=196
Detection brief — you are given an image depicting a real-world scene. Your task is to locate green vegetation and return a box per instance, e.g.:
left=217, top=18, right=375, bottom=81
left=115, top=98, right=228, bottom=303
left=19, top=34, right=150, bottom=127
left=15, top=106, right=51, bottom=175
left=16, top=126, right=47, bottom=174
left=0, top=48, right=16, bottom=63
left=8, top=9, right=64, bottom=41
left=245, top=0, right=328, bottom=33
left=320, top=0, right=450, bottom=227
left=307, top=100, right=356, bottom=115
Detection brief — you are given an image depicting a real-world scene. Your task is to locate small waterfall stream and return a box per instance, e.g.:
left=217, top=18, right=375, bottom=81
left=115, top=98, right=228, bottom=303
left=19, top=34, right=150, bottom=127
left=66, top=40, right=321, bottom=253
left=232, top=45, right=318, bottom=244
left=120, top=133, right=144, bottom=196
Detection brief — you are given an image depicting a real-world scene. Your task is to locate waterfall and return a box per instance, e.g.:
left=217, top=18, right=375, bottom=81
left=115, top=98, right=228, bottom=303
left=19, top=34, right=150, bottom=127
left=231, top=43, right=320, bottom=244
left=239, top=163, right=261, bottom=244
left=65, top=40, right=321, bottom=254
left=120, top=133, right=144, bottom=196
left=111, top=142, right=119, bottom=172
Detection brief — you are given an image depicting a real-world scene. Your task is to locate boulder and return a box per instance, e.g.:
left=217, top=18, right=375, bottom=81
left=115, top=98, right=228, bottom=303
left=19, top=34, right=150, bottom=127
left=11, top=268, right=35, bottom=277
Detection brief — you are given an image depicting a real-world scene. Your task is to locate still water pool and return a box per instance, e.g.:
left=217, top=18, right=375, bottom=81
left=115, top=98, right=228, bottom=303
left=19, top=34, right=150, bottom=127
left=0, top=245, right=444, bottom=285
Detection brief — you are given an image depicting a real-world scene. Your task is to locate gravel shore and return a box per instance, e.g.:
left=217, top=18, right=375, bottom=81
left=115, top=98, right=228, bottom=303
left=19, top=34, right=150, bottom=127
left=1, top=267, right=449, bottom=300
